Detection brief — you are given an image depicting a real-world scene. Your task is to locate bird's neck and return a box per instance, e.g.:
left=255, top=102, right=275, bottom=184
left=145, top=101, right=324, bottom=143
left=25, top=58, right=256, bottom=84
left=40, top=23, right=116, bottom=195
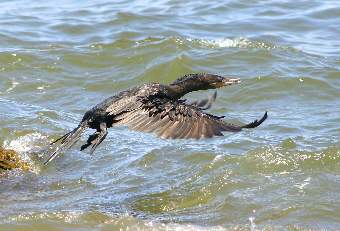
left=166, top=82, right=205, bottom=99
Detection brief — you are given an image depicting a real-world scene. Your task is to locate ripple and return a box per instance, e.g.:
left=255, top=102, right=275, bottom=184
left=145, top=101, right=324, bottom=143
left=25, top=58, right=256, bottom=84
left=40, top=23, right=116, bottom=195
left=244, top=145, right=340, bottom=173
left=1, top=211, right=231, bottom=231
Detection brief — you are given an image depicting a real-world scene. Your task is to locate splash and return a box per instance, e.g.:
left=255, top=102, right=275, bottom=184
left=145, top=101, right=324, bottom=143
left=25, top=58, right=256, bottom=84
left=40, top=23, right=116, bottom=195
left=4, top=132, right=47, bottom=154
left=2, top=132, right=48, bottom=172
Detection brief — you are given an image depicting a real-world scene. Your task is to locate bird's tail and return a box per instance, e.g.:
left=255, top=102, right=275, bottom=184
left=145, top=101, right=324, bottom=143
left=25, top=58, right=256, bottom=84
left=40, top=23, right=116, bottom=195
left=44, top=121, right=88, bottom=165
left=241, top=111, right=268, bottom=129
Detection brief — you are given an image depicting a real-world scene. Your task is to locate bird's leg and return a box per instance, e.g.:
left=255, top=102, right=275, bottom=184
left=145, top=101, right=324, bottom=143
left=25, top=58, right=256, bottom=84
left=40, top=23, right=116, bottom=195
left=90, top=122, right=108, bottom=154
left=80, top=122, right=108, bottom=154
left=80, top=133, right=98, bottom=151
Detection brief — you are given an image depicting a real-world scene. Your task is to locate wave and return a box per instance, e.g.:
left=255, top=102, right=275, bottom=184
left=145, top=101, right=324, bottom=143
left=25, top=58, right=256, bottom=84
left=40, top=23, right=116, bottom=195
left=90, top=36, right=289, bottom=51
left=243, top=144, right=340, bottom=173
left=1, top=211, right=244, bottom=231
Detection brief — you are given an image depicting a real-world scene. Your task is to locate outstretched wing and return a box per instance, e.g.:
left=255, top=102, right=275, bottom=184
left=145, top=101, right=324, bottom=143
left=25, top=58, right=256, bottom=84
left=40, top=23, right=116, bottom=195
left=112, top=96, right=266, bottom=139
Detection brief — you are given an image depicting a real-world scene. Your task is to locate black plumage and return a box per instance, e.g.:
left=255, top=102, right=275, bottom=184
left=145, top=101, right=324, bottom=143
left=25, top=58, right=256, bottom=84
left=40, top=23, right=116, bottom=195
left=44, top=73, right=267, bottom=164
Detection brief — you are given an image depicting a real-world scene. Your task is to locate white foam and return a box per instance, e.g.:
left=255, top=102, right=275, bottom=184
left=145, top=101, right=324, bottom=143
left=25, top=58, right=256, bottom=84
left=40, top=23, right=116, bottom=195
left=193, top=37, right=252, bottom=48
left=6, top=80, right=19, bottom=93
left=295, top=177, right=311, bottom=193
left=212, top=154, right=223, bottom=163
left=249, top=216, right=257, bottom=231
left=4, top=132, right=47, bottom=154
left=144, top=222, right=227, bottom=231
left=3, top=133, right=48, bottom=172
left=184, top=37, right=276, bottom=50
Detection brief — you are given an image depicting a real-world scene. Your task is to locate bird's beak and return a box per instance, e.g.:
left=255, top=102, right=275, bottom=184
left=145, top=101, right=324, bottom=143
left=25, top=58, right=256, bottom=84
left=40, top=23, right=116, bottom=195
left=223, top=77, right=241, bottom=86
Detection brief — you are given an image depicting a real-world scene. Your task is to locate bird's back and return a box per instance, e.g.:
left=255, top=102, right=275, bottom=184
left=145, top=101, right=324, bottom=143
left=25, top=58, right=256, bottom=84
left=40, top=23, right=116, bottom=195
left=100, top=83, right=166, bottom=113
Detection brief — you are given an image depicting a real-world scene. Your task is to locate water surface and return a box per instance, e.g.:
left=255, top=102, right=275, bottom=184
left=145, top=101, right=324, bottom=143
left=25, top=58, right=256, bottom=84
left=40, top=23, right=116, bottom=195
left=0, top=0, right=339, bottom=230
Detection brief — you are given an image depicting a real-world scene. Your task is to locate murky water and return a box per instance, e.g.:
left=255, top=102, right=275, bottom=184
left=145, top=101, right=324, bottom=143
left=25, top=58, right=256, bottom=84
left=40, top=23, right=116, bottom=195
left=0, top=0, right=339, bottom=230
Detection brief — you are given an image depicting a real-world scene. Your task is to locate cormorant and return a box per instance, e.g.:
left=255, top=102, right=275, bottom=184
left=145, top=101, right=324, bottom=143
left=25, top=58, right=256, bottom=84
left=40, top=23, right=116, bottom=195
left=44, top=73, right=267, bottom=165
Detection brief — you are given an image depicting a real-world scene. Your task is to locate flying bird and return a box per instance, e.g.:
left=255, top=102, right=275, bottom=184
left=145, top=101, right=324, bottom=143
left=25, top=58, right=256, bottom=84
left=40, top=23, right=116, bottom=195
left=45, top=73, right=267, bottom=164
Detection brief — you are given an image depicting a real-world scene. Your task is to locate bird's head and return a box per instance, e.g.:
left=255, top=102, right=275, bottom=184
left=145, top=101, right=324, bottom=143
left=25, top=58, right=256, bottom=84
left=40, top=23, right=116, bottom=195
left=171, top=73, right=241, bottom=91
left=199, top=73, right=241, bottom=88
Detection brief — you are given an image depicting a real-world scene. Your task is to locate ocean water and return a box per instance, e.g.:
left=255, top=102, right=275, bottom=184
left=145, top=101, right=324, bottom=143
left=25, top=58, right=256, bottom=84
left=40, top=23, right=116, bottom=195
left=0, top=0, right=339, bottom=230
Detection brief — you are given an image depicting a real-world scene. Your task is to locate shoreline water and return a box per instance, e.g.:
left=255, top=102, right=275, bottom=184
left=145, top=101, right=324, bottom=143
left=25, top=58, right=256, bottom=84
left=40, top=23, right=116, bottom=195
left=1, top=0, right=339, bottom=230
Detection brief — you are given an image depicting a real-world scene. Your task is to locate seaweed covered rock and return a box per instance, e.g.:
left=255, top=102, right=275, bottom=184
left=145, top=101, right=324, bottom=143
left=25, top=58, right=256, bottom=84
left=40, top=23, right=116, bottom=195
left=0, top=146, right=30, bottom=171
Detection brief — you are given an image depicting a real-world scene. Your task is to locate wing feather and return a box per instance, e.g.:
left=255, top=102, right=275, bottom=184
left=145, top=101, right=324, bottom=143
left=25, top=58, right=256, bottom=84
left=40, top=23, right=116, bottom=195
left=130, top=112, right=151, bottom=130
left=113, top=95, right=266, bottom=139
left=145, top=116, right=170, bottom=133
left=172, top=116, right=190, bottom=138
left=157, top=118, right=178, bottom=138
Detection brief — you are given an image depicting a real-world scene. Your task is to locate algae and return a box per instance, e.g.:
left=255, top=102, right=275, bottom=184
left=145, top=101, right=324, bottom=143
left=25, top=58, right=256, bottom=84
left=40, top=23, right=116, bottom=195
left=0, top=146, right=30, bottom=171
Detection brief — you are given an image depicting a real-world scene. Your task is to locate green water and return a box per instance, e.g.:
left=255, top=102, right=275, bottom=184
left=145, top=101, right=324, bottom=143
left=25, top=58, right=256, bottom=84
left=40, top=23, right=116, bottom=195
left=0, top=0, right=339, bottom=230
